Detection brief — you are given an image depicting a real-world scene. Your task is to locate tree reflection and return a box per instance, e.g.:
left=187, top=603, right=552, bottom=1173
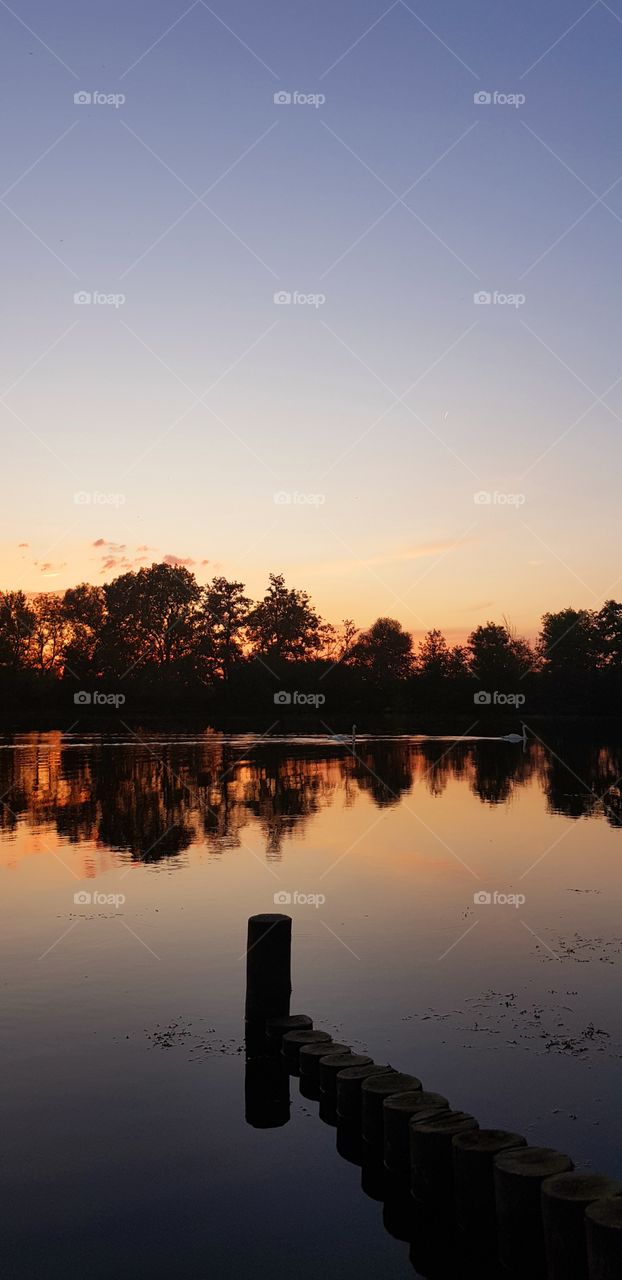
left=2, top=732, right=622, bottom=862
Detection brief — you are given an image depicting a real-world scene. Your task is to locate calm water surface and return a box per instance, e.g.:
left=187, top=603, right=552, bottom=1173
left=1, top=730, right=621, bottom=1278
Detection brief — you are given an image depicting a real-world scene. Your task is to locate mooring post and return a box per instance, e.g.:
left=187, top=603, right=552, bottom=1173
left=266, top=1013, right=313, bottom=1045
left=584, top=1195, right=622, bottom=1280
left=493, top=1146, right=573, bottom=1277
left=361, top=1071, right=422, bottom=1151
left=245, top=913, right=292, bottom=1024
left=410, top=1110, right=479, bottom=1203
left=336, top=1062, right=393, bottom=1123
left=452, top=1128, right=527, bottom=1248
left=320, top=1051, right=370, bottom=1098
left=383, top=1090, right=450, bottom=1177
left=282, top=1028, right=332, bottom=1069
left=541, top=1173, right=622, bottom=1280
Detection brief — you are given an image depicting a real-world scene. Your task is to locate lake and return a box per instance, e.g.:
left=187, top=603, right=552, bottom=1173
left=1, top=729, right=621, bottom=1277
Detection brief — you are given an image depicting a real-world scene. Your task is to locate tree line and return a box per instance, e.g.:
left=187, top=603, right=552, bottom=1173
left=1, top=563, right=622, bottom=715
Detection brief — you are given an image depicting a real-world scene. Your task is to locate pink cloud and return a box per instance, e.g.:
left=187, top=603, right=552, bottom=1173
left=162, top=553, right=195, bottom=567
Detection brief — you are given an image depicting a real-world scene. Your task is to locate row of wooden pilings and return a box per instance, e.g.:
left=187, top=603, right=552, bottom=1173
left=245, top=914, right=622, bottom=1280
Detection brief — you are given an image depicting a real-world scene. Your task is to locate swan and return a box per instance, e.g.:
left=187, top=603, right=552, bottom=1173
left=330, top=724, right=357, bottom=747
left=503, top=723, right=527, bottom=744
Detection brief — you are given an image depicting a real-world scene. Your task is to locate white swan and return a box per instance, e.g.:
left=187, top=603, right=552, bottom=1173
left=503, top=722, right=527, bottom=744
left=330, top=724, right=357, bottom=747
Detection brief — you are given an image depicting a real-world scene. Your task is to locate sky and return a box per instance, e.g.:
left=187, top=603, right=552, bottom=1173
left=1, top=0, right=622, bottom=640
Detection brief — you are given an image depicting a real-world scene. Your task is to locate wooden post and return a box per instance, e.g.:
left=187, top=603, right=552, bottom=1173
left=265, top=1013, right=312, bottom=1044
left=299, top=1039, right=350, bottom=1082
left=281, top=1028, right=332, bottom=1067
left=383, top=1089, right=450, bottom=1176
left=299, top=1041, right=350, bottom=1102
left=245, top=913, right=292, bottom=1023
left=584, top=1195, right=622, bottom=1280
left=410, top=1110, right=478, bottom=1202
left=320, top=1051, right=370, bottom=1097
left=494, top=1146, right=573, bottom=1277
left=361, top=1071, right=422, bottom=1150
left=541, top=1173, right=622, bottom=1280
left=453, top=1128, right=527, bottom=1245
left=336, top=1063, right=393, bottom=1122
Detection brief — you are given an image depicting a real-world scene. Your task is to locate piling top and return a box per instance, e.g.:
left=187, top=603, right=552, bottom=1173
left=361, top=1071, right=422, bottom=1099
left=585, top=1196, right=622, bottom=1229
left=266, top=1013, right=313, bottom=1038
left=453, top=1128, right=526, bottom=1155
left=337, top=1062, right=392, bottom=1083
left=494, top=1146, right=573, bottom=1179
left=321, top=1052, right=369, bottom=1073
left=300, top=1040, right=349, bottom=1063
left=282, top=1029, right=331, bottom=1048
left=248, top=912, right=292, bottom=926
left=411, top=1110, right=478, bottom=1137
left=384, top=1089, right=448, bottom=1117
left=543, top=1172, right=622, bottom=1204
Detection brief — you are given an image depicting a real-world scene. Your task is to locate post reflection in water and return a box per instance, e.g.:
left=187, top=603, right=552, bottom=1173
left=2, top=731, right=622, bottom=865
left=243, top=1021, right=488, bottom=1279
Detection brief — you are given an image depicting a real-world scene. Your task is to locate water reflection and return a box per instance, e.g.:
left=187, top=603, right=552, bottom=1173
left=1, top=731, right=622, bottom=862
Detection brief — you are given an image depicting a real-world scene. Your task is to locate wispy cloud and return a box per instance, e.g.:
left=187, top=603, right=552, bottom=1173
left=307, top=537, right=473, bottom=575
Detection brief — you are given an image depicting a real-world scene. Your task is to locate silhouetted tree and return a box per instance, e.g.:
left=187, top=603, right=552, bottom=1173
left=99, top=563, right=200, bottom=673
left=468, top=621, right=532, bottom=686
left=197, top=576, right=251, bottom=683
left=596, top=600, right=622, bottom=667
left=352, top=617, right=413, bottom=684
left=417, top=629, right=453, bottom=679
left=539, top=608, right=597, bottom=674
left=62, top=584, right=107, bottom=676
left=0, top=591, right=35, bottom=668
left=247, top=573, right=329, bottom=661
left=29, top=593, right=70, bottom=673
